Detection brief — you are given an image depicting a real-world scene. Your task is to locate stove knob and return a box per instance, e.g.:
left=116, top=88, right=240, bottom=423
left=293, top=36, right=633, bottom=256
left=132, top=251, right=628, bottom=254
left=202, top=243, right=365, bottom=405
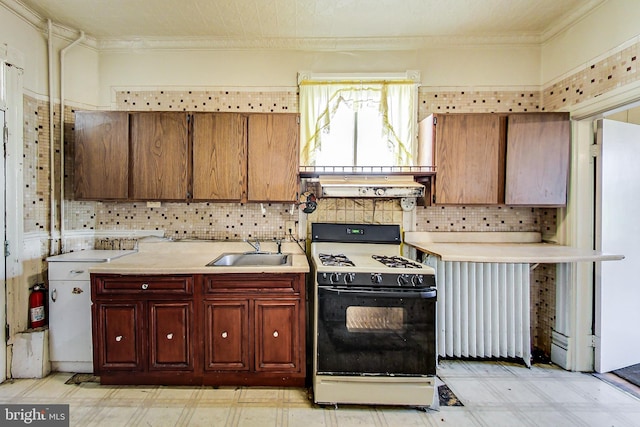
left=375, top=188, right=385, bottom=196
left=344, top=273, right=355, bottom=284
left=330, top=272, right=341, bottom=283
left=412, top=275, right=424, bottom=286
left=398, top=274, right=410, bottom=286
left=371, top=273, right=383, bottom=284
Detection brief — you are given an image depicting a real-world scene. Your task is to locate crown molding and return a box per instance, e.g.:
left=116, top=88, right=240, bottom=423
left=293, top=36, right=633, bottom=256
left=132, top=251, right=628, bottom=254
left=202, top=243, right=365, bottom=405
left=3, top=0, right=603, bottom=52
left=1, top=0, right=98, bottom=48
left=541, top=0, right=606, bottom=43
left=95, top=34, right=545, bottom=52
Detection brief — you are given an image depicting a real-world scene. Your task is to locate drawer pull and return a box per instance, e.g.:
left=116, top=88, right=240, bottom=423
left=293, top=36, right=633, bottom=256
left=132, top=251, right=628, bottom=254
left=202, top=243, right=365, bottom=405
left=70, top=270, right=85, bottom=274
left=51, top=289, right=57, bottom=303
left=141, top=283, right=149, bottom=290
left=166, top=333, right=173, bottom=340
left=221, top=331, right=228, bottom=339
left=115, top=335, right=123, bottom=342
left=273, top=331, right=279, bottom=338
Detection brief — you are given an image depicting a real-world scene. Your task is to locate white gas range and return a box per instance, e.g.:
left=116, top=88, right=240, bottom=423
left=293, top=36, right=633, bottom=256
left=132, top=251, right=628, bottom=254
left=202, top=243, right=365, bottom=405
left=310, top=223, right=437, bottom=408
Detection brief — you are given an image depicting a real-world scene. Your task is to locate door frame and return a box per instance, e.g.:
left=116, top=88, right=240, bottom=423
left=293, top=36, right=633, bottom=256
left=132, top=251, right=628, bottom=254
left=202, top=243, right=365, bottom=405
left=1, top=49, right=25, bottom=382
left=554, top=80, right=640, bottom=371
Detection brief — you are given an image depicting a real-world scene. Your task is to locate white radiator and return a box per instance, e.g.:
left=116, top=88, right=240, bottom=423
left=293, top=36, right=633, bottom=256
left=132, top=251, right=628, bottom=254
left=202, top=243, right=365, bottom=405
left=426, top=257, right=531, bottom=366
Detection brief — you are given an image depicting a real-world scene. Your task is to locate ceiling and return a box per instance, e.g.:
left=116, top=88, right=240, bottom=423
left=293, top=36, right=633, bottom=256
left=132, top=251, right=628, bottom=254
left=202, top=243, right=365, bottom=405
left=11, top=0, right=605, bottom=49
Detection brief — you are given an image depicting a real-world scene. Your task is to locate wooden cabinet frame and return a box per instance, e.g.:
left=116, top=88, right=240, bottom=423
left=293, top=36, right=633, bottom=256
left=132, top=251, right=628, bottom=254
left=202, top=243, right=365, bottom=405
left=91, top=273, right=306, bottom=387
left=74, top=111, right=300, bottom=202
left=423, top=112, right=570, bottom=206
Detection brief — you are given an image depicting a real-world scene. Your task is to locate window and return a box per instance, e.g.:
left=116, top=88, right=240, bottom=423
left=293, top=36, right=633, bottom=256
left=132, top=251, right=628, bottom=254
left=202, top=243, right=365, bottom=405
left=299, top=73, right=419, bottom=168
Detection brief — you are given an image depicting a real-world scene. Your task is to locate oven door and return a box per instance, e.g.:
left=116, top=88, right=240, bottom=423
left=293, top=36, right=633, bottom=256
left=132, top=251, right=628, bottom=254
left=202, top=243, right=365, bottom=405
left=316, top=285, right=436, bottom=376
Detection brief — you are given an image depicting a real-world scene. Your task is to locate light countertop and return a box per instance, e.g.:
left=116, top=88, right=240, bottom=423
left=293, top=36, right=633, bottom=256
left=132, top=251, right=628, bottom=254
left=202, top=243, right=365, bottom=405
left=88, top=240, right=310, bottom=275
left=47, top=249, right=137, bottom=263
left=404, top=232, right=624, bottom=264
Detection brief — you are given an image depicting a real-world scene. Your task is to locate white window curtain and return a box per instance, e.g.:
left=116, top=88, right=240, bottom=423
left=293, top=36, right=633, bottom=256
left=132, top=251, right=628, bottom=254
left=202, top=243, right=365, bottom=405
left=299, top=79, right=417, bottom=166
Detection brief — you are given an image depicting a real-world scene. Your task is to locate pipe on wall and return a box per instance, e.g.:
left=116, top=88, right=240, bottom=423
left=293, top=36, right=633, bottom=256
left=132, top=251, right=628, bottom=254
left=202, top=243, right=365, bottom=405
left=47, top=19, right=56, bottom=256
left=59, top=30, right=84, bottom=253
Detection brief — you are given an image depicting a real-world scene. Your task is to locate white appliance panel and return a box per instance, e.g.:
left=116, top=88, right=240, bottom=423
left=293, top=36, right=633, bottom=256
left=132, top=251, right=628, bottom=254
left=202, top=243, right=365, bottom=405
left=595, top=119, right=640, bottom=373
left=47, top=250, right=135, bottom=373
left=48, top=280, right=93, bottom=365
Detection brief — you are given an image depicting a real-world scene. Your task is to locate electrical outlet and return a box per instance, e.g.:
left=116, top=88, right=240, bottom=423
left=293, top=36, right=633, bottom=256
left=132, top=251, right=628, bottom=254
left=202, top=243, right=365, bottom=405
left=285, top=221, right=297, bottom=234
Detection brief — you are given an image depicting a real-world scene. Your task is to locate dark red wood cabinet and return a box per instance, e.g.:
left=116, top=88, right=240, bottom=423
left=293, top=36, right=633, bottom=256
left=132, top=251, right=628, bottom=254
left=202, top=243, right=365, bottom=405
left=91, top=273, right=305, bottom=387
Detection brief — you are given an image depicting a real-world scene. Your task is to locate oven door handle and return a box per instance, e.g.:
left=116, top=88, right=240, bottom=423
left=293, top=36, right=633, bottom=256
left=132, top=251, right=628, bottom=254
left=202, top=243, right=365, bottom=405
left=320, top=286, right=436, bottom=299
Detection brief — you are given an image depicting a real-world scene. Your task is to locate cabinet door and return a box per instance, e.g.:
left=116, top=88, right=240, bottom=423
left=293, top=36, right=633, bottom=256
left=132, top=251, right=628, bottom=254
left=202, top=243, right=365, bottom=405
left=204, top=299, right=250, bottom=371
left=505, top=113, right=571, bottom=206
left=247, top=114, right=299, bottom=202
left=74, top=111, right=129, bottom=200
left=130, top=112, right=189, bottom=200
left=149, top=301, right=194, bottom=371
left=254, top=299, right=300, bottom=372
left=94, top=302, right=144, bottom=371
left=192, top=113, right=247, bottom=201
left=434, top=114, right=506, bottom=204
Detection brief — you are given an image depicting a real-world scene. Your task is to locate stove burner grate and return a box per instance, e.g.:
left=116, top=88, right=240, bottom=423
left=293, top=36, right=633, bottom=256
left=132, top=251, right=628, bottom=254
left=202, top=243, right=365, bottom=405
left=371, top=255, right=423, bottom=269
left=318, top=253, right=355, bottom=267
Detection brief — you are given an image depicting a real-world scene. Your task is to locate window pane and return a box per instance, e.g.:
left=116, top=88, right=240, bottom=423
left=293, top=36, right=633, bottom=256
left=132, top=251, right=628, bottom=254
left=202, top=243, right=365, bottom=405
left=315, top=101, right=355, bottom=166
left=356, top=105, right=393, bottom=166
left=315, top=101, right=394, bottom=167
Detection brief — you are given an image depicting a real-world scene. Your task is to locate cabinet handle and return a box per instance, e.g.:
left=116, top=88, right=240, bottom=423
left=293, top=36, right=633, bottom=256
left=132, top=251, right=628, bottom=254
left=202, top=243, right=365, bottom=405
left=51, top=289, right=57, bottom=303
left=115, top=335, right=123, bottom=342
left=273, top=331, right=279, bottom=338
left=141, top=283, right=149, bottom=290
left=221, top=331, right=228, bottom=339
left=166, top=333, right=173, bottom=340
left=70, top=270, right=85, bottom=274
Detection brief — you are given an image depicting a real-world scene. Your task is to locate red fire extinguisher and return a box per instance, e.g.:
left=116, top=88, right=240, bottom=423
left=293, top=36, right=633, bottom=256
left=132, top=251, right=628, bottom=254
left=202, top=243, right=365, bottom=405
left=29, top=284, right=47, bottom=329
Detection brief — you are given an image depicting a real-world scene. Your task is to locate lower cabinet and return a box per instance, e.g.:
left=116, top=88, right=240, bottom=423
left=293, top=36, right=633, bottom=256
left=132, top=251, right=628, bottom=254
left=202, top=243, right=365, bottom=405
left=204, top=299, right=250, bottom=371
left=149, top=301, right=194, bottom=371
left=201, top=274, right=305, bottom=386
left=91, top=275, right=197, bottom=385
left=254, top=299, right=300, bottom=372
left=93, top=302, right=144, bottom=371
left=91, top=273, right=305, bottom=387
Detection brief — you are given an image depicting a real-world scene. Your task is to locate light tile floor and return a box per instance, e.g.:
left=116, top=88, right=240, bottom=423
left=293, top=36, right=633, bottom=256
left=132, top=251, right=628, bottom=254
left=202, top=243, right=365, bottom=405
left=1, top=360, right=640, bottom=426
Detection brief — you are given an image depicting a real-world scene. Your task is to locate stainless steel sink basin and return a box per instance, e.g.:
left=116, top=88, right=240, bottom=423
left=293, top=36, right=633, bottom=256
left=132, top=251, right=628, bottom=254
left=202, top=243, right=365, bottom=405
left=207, top=252, right=292, bottom=267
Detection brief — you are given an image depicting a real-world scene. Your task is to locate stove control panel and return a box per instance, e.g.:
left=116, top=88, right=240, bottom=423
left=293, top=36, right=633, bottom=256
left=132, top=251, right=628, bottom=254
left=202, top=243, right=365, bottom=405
left=317, top=272, right=435, bottom=288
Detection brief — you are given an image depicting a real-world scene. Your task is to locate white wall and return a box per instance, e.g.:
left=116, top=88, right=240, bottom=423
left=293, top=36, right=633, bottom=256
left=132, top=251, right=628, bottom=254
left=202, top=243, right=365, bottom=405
left=96, top=45, right=542, bottom=107
left=1, top=3, right=99, bottom=105
left=0, top=4, right=48, bottom=94
left=542, top=0, right=640, bottom=84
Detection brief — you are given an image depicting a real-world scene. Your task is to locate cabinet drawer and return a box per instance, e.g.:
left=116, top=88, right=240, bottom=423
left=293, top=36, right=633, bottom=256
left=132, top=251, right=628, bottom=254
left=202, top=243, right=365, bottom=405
left=49, top=262, right=96, bottom=281
left=204, top=274, right=300, bottom=294
left=95, top=275, right=194, bottom=295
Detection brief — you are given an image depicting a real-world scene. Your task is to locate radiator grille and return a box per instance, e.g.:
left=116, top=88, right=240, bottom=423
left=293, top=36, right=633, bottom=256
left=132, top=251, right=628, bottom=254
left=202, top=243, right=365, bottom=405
left=428, top=258, right=531, bottom=366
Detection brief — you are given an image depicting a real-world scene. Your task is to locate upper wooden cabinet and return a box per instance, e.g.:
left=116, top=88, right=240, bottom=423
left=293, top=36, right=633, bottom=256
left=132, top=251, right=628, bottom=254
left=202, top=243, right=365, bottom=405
left=247, top=114, right=300, bottom=202
left=505, top=113, right=571, bottom=206
left=74, top=111, right=129, bottom=200
left=432, top=113, right=506, bottom=204
left=423, top=112, right=570, bottom=206
left=192, top=113, right=247, bottom=201
left=74, top=111, right=300, bottom=202
left=130, top=112, right=190, bottom=200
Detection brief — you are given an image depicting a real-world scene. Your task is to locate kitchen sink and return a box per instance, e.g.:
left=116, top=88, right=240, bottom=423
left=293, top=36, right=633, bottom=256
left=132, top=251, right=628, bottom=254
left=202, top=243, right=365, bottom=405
left=207, top=252, right=292, bottom=267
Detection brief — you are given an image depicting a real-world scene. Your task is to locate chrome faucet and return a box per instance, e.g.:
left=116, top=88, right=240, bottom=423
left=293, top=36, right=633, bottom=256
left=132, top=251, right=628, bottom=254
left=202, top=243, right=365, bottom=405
left=244, top=238, right=261, bottom=253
